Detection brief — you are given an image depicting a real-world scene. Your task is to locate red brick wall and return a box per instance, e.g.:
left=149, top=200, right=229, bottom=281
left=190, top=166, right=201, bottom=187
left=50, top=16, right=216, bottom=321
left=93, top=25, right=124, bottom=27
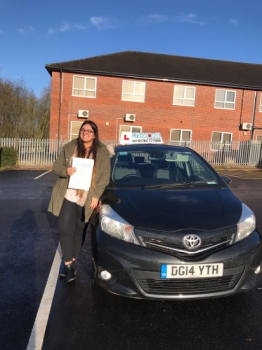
left=49, top=71, right=262, bottom=142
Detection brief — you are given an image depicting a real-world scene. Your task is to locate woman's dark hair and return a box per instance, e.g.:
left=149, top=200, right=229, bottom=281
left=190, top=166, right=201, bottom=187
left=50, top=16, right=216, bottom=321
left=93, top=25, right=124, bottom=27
left=77, top=120, right=100, bottom=164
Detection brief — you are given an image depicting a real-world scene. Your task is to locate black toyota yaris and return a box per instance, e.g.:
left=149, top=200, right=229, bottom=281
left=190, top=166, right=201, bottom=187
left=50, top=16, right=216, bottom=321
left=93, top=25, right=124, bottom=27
left=92, top=144, right=262, bottom=300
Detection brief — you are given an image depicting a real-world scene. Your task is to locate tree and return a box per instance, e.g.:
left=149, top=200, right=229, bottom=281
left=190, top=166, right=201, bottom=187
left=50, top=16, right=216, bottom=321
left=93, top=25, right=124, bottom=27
left=32, top=85, right=51, bottom=139
left=0, top=78, right=50, bottom=138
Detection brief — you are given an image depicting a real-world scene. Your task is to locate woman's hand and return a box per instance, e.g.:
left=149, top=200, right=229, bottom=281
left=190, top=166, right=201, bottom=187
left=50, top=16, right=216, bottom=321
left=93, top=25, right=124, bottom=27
left=67, top=167, right=76, bottom=176
left=90, top=197, right=99, bottom=210
left=95, top=200, right=102, bottom=213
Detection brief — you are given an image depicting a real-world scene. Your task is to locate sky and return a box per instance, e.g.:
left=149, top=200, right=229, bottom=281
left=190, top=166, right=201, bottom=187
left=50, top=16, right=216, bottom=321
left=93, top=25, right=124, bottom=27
left=1, top=0, right=262, bottom=98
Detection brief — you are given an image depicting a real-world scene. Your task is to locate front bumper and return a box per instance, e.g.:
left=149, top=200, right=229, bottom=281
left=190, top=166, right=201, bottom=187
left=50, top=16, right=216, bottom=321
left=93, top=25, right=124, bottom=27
left=93, top=227, right=262, bottom=300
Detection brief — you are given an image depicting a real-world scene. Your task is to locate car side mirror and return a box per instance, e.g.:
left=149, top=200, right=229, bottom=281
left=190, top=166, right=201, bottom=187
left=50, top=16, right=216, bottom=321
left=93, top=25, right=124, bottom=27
left=220, top=175, right=232, bottom=184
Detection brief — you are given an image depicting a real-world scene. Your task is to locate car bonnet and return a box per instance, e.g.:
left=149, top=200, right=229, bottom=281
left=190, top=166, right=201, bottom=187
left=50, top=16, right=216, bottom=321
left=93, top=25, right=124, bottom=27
left=109, top=187, right=242, bottom=231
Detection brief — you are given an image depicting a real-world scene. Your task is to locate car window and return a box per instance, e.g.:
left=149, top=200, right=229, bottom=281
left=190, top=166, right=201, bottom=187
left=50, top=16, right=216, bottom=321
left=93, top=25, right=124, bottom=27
left=111, top=149, right=221, bottom=187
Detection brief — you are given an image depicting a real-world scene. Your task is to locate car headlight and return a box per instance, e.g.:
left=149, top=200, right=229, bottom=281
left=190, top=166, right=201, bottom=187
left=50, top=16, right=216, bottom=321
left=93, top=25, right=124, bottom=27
left=236, top=203, right=256, bottom=242
left=100, top=204, right=139, bottom=245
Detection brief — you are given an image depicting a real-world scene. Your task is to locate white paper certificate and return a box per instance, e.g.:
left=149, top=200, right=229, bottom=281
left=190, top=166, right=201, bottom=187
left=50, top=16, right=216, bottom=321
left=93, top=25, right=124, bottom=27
left=68, top=157, right=94, bottom=190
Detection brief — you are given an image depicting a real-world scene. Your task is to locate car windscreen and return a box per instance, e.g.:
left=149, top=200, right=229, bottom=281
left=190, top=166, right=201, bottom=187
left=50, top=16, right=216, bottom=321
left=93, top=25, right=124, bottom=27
left=111, top=148, right=224, bottom=188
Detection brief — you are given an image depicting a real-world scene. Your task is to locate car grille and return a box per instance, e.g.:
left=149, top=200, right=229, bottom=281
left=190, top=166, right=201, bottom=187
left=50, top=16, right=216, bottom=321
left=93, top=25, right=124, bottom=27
left=137, top=226, right=236, bottom=261
left=143, top=236, right=231, bottom=261
left=132, top=266, right=244, bottom=295
left=135, top=274, right=242, bottom=295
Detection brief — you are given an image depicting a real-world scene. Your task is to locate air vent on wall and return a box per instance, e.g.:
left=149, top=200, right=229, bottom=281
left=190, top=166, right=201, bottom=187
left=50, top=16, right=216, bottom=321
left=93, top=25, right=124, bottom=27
left=78, top=110, right=89, bottom=118
left=124, top=113, right=136, bottom=122
left=241, top=122, right=252, bottom=130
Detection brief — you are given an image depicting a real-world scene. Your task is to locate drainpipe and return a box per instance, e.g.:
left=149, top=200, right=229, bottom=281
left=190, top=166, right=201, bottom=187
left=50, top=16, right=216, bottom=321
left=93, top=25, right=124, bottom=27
left=58, top=68, right=63, bottom=147
left=251, top=91, right=258, bottom=141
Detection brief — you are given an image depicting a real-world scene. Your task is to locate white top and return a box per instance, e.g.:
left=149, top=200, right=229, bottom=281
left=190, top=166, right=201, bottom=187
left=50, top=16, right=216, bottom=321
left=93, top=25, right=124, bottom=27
left=65, top=188, right=80, bottom=203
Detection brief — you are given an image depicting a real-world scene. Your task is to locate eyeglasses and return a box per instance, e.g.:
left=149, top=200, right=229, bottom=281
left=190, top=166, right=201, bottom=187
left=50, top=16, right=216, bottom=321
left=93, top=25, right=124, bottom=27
left=80, top=129, right=94, bottom=134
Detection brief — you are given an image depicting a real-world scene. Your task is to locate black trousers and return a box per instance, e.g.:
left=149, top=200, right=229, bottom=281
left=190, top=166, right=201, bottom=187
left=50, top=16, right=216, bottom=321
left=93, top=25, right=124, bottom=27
left=58, top=198, right=86, bottom=262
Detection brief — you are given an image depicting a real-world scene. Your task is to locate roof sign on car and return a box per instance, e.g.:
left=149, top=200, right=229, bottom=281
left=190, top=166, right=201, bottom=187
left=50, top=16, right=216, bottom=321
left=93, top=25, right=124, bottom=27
left=120, top=132, right=163, bottom=144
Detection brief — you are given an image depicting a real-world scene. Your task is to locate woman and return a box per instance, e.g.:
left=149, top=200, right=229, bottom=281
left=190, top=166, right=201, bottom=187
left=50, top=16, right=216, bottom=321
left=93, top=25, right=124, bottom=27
left=48, top=120, right=110, bottom=282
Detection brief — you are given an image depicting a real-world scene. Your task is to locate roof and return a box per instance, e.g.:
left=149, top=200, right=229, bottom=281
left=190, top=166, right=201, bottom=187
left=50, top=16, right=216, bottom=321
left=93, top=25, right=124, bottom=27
left=45, top=51, right=262, bottom=90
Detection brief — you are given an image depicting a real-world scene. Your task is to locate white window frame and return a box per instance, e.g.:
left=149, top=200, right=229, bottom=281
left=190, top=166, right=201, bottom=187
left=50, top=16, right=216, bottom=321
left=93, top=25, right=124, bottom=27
left=118, top=124, right=142, bottom=142
left=173, top=86, right=196, bottom=107
left=72, top=75, right=97, bottom=98
left=214, top=89, right=236, bottom=110
left=70, top=121, right=83, bottom=140
left=170, top=129, right=192, bottom=144
left=122, top=80, right=145, bottom=102
left=211, top=131, right=232, bottom=150
left=259, top=94, right=262, bottom=112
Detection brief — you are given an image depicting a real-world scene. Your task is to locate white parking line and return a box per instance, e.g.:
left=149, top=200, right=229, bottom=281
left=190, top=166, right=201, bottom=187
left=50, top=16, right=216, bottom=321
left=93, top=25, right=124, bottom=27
left=26, top=244, right=62, bottom=350
left=34, top=170, right=52, bottom=180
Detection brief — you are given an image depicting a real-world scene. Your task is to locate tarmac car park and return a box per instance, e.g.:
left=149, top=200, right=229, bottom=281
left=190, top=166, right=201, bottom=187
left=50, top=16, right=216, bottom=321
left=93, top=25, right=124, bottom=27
left=91, top=133, right=262, bottom=300
left=2, top=144, right=262, bottom=350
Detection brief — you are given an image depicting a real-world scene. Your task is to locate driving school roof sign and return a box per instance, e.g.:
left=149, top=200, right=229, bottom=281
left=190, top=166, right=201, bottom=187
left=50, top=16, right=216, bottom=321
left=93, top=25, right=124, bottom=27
left=120, top=132, right=163, bottom=144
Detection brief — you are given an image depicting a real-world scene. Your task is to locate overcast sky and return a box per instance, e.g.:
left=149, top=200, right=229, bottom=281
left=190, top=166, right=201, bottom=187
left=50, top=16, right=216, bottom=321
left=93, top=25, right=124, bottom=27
left=1, top=0, right=261, bottom=97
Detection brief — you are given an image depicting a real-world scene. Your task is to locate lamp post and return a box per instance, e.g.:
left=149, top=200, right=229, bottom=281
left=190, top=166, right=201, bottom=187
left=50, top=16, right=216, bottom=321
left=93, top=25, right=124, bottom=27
left=115, top=117, right=123, bottom=144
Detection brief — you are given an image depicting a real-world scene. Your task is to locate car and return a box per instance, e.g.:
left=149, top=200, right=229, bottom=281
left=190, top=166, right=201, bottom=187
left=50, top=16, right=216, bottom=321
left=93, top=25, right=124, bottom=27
left=91, top=142, right=262, bottom=300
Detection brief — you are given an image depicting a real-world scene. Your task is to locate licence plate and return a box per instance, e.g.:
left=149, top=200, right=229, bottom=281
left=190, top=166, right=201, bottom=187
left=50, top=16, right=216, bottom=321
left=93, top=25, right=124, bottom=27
left=160, top=263, right=223, bottom=279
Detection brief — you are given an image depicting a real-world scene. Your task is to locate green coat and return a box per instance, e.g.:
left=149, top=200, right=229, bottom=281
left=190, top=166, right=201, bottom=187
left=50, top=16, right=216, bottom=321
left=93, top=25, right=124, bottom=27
left=48, top=139, right=110, bottom=223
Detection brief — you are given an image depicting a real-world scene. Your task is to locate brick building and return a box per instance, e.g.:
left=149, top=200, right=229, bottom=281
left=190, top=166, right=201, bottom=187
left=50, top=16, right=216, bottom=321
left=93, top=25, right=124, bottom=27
left=45, top=51, right=262, bottom=143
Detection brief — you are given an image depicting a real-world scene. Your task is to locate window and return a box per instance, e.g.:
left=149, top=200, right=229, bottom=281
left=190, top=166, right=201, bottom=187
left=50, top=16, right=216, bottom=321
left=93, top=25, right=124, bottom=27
left=215, top=89, right=236, bottom=109
left=118, top=125, right=142, bottom=142
left=173, top=86, right=196, bottom=106
left=256, top=135, right=262, bottom=142
left=122, top=80, right=145, bottom=102
left=72, top=76, right=97, bottom=98
left=70, top=121, right=82, bottom=140
left=211, top=132, right=232, bottom=150
left=259, top=94, right=262, bottom=112
left=112, top=148, right=219, bottom=186
left=170, top=129, right=192, bottom=144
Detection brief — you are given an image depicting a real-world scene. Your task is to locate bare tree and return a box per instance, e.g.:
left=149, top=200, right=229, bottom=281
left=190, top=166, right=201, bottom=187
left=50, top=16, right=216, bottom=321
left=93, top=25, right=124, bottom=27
left=34, top=84, right=51, bottom=138
left=0, top=78, right=50, bottom=138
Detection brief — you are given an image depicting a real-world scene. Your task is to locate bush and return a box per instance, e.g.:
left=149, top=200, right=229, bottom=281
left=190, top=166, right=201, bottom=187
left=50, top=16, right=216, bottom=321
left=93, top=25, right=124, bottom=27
left=0, top=147, right=18, bottom=167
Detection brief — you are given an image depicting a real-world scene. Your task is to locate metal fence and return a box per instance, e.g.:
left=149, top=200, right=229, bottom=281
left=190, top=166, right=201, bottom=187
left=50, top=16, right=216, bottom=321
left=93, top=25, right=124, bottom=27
left=170, top=140, right=262, bottom=167
left=1, top=138, right=262, bottom=168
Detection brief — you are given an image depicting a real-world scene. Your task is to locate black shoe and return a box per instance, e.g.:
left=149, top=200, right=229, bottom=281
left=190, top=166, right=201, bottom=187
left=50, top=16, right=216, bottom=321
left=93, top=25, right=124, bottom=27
left=66, top=264, right=76, bottom=283
left=59, top=261, right=67, bottom=278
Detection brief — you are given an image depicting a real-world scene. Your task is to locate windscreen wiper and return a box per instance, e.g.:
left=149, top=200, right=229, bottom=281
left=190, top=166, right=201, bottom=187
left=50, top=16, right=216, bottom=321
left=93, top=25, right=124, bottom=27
left=144, top=181, right=210, bottom=190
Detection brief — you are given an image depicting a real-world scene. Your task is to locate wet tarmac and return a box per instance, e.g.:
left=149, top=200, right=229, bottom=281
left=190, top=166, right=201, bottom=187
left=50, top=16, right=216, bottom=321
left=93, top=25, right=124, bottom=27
left=1, top=169, right=262, bottom=350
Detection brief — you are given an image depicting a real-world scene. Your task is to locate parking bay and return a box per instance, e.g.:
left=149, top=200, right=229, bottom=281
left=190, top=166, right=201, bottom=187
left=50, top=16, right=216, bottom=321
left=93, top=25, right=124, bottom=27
left=1, top=170, right=262, bottom=350
left=43, top=171, right=262, bottom=350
